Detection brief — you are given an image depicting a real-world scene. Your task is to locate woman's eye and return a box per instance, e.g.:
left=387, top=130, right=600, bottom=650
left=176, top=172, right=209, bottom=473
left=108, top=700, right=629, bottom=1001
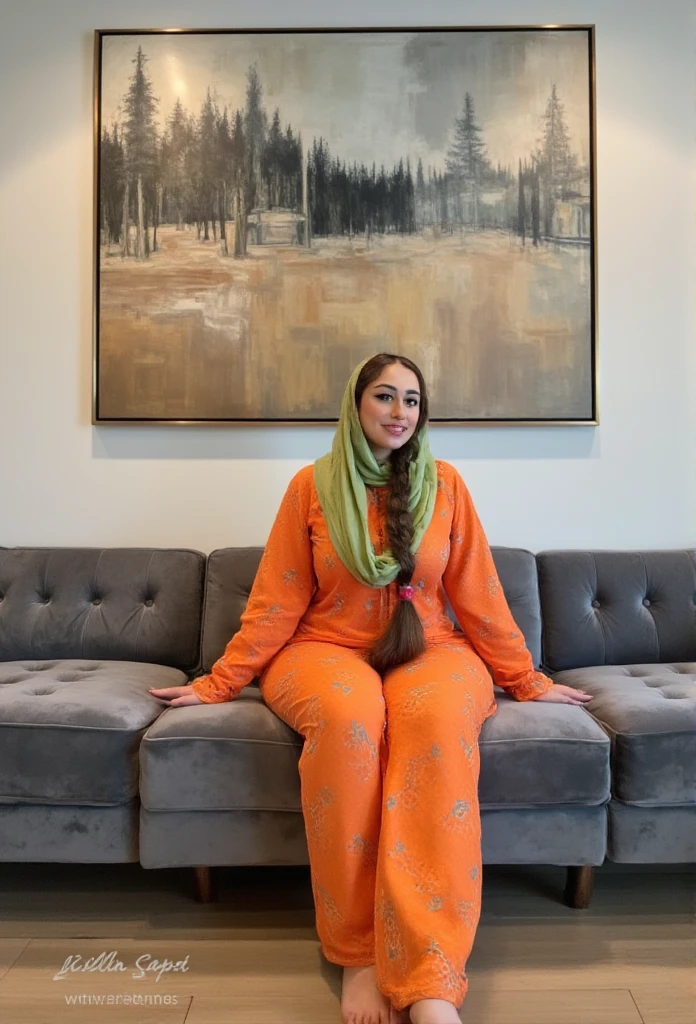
left=376, top=393, right=419, bottom=407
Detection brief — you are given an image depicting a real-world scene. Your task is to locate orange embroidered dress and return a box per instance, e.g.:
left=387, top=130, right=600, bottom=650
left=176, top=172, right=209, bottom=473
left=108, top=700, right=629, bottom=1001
left=191, top=460, right=552, bottom=704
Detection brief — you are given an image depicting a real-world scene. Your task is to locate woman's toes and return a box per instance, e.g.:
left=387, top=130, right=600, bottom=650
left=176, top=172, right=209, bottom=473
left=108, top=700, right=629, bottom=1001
left=341, top=965, right=391, bottom=1024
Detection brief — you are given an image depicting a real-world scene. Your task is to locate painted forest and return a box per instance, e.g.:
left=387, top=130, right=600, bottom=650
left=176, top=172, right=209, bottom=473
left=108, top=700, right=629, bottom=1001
left=99, top=46, right=590, bottom=262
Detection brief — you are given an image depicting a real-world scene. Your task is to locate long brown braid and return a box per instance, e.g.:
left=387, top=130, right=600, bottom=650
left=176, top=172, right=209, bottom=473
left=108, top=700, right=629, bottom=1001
left=354, top=354, right=430, bottom=675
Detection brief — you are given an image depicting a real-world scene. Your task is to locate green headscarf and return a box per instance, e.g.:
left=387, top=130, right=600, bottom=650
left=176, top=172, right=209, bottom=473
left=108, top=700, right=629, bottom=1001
left=313, top=356, right=438, bottom=588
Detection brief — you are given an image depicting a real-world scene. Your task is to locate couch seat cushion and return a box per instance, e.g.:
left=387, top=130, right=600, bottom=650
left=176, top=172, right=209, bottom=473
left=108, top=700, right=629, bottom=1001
left=479, top=690, right=611, bottom=807
left=139, top=689, right=303, bottom=813
left=551, top=664, right=696, bottom=804
left=139, top=687, right=611, bottom=813
left=0, top=660, right=186, bottom=805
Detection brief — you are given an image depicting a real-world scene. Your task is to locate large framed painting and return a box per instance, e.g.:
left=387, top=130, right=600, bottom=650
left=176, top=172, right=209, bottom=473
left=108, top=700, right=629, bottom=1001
left=93, top=26, right=597, bottom=424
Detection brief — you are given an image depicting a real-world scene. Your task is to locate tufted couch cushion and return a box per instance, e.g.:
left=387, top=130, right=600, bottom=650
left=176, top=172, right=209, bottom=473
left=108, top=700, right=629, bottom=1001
left=0, top=660, right=188, bottom=804
left=0, top=548, right=206, bottom=670
left=200, top=546, right=545, bottom=674
left=551, top=663, right=696, bottom=805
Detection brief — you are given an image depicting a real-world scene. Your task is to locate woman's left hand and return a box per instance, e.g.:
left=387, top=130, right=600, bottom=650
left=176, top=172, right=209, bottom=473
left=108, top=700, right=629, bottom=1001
left=532, top=684, right=593, bottom=706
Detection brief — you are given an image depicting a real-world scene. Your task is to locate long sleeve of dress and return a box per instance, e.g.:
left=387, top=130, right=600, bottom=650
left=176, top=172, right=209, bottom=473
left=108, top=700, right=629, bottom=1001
left=441, top=468, right=554, bottom=702
left=190, top=469, right=316, bottom=703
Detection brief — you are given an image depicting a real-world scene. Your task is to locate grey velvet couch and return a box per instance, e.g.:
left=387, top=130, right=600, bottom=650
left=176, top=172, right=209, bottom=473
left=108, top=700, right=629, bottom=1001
left=1, top=545, right=693, bottom=910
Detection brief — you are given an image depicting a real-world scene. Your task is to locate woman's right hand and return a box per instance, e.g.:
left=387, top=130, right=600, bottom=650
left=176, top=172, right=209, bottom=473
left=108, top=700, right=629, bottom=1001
left=148, top=686, right=205, bottom=707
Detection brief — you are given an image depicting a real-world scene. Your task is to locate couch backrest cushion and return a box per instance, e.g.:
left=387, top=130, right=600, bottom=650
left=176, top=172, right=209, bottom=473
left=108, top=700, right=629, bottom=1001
left=0, top=548, right=205, bottom=670
left=488, top=547, right=542, bottom=667
left=201, top=545, right=542, bottom=673
left=201, top=548, right=263, bottom=673
left=537, top=550, right=696, bottom=671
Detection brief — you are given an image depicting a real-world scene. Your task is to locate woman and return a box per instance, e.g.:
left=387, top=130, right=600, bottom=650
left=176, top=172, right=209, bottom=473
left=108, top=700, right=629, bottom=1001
left=150, top=354, right=591, bottom=1024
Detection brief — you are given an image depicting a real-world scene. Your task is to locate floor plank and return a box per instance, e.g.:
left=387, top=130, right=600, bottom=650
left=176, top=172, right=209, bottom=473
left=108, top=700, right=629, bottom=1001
left=185, top=993, right=338, bottom=1024
left=457, top=988, right=644, bottom=1024
left=182, top=987, right=645, bottom=1024
left=629, top=985, right=696, bottom=1024
left=0, top=939, right=31, bottom=981
left=467, top=920, right=694, bottom=989
left=0, top=863, right=317, bottom=940
left=0, top=994, right=190, bottom=1024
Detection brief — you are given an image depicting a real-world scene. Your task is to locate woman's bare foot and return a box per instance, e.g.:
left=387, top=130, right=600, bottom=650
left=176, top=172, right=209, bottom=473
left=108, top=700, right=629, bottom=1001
left=341, top=965, right=391, bottom=1024
left=409, top=998, right=460, bottom=1023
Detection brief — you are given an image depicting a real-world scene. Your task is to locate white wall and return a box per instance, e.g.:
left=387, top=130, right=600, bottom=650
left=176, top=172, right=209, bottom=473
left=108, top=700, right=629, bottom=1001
left=1, top=0, right=694, bottom=553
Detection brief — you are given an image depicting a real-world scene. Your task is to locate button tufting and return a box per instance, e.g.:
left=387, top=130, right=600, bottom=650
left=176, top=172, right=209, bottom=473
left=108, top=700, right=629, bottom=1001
left=643, top=598, right=651, bottom=607
left=592, top=599, right=600, bottom=609
left=93, top=598, right=102, bottom=606
left=145, top=599, right=154, bottom=607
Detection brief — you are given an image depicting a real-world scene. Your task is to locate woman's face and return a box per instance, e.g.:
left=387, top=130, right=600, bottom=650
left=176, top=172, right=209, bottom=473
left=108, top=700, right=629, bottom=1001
left=358, top=361, right=422, bottom=462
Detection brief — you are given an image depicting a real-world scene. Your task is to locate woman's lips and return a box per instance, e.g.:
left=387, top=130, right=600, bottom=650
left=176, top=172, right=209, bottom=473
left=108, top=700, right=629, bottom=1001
left=383, top=425, right=406, bottom=435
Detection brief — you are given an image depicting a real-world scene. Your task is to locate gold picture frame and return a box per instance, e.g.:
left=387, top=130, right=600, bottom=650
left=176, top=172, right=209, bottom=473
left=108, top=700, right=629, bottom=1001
left=93, top=25, right=598, bottom=425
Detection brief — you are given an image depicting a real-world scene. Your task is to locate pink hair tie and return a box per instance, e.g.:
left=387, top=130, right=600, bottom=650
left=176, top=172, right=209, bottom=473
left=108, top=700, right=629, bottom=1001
left=398, top=585, right=415, bottom=601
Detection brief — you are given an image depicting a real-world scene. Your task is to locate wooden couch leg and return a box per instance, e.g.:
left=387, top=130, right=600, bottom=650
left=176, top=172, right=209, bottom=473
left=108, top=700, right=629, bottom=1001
left=564, top=865, right=594, bottom=909
left=193, top=866, right=216, bottom=903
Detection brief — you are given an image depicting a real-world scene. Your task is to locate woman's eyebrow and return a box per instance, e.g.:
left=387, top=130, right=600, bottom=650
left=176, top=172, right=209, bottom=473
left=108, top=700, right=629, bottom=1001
left=372, top=383, right=420, bottom=395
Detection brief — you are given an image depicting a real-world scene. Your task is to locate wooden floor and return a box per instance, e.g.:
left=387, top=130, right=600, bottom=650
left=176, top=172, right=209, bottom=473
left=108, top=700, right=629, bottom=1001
left=0, top=861, right=692, bottom=1023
